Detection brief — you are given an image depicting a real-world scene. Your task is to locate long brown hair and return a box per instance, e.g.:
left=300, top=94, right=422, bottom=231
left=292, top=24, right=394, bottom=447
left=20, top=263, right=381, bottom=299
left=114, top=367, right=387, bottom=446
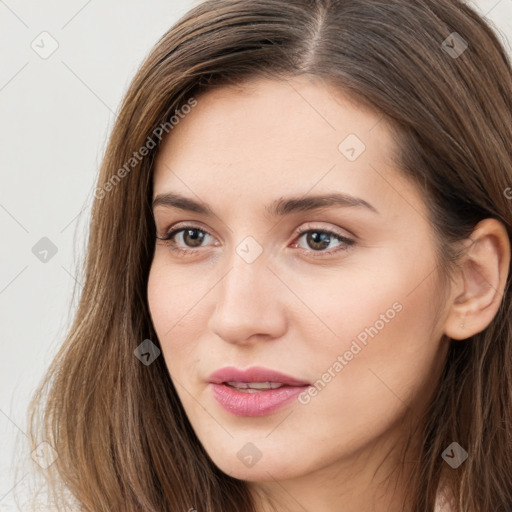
left=24, top=0, right=512, bottom=510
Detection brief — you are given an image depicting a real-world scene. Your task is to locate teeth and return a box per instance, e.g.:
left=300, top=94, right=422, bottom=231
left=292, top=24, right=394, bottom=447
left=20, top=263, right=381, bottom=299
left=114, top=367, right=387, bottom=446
left=225, top=381, right=285, bottom=390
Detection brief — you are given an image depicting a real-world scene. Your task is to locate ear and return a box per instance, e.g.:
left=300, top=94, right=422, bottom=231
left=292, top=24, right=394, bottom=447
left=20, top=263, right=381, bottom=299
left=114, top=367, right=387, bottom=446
left=443, top=218, right=510, bottom=340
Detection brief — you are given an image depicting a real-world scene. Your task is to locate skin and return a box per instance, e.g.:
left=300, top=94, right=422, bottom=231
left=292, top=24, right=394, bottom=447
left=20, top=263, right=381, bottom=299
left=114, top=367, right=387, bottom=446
left=147, top=75, right=510, bottom=512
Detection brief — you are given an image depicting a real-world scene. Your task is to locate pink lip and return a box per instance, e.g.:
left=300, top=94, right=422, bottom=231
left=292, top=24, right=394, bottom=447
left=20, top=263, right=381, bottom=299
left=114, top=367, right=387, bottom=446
left=208, top=366, right=310, bottom=417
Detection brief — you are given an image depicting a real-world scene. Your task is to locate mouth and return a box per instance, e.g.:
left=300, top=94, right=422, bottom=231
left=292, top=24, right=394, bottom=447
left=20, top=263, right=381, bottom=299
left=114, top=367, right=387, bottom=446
left=207, top=365, right=310, bottom=387
left=207, top=367, right=310, bottom=416
left=222, top=381, right=292, bottom=392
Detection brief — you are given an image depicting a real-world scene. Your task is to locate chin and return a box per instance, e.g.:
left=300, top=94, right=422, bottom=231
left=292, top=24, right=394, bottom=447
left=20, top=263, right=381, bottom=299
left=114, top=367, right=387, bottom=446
left=205, top=445, right=305, bottom=482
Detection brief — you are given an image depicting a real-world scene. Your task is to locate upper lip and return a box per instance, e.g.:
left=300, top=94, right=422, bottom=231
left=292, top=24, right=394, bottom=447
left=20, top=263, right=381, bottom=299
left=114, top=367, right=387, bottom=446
left=208, top=366, right=310, bottom=386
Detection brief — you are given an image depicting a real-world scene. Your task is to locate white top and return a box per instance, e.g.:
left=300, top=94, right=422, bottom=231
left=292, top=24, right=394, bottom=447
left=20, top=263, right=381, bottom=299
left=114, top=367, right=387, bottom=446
left=434, top=483, right=456, bottom=512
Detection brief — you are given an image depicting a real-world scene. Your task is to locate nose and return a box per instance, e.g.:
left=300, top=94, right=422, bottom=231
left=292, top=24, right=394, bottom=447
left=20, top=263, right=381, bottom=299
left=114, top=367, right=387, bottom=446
left=207, top=254, right=287, bottom=346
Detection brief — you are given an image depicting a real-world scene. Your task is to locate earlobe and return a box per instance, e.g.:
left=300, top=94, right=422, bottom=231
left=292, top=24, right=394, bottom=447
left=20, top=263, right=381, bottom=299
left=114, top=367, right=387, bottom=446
left=443, top=218, right=511, bottom=341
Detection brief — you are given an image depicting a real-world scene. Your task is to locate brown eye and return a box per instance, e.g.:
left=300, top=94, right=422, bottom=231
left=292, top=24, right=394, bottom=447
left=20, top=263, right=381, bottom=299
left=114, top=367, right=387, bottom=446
left=294, top=228, right=354, bottom=255
left=156, top=225, right=215, bottom=255
left=180, top=228, right=207, bottom=248
left=304, top=231, right=334, bottom=251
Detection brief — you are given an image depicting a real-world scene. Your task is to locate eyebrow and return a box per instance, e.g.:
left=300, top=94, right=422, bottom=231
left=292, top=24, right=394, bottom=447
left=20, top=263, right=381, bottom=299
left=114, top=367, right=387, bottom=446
left=152, top=191, right=378, bottom=216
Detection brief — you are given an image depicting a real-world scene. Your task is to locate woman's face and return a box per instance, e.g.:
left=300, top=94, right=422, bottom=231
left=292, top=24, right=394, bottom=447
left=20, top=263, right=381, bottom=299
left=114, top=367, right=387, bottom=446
left=147, top=76, right=451, bottom=492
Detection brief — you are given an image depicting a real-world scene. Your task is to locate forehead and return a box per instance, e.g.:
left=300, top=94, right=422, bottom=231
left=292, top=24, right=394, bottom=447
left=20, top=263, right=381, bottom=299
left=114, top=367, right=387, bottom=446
left=151, top=76, right=422, bottom=221
left=154, top=76, right=391, bottom=171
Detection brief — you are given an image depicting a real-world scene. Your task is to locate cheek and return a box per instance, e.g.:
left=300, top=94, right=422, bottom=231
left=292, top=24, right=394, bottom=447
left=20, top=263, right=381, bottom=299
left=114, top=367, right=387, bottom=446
left=147, top=261, right=205, bottom=374
left=294, top=259, right=445, bottom=439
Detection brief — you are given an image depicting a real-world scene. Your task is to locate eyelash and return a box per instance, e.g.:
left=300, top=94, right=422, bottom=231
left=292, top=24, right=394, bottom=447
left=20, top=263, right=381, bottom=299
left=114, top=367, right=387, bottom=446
left=156, top=224, right=355, bottom=258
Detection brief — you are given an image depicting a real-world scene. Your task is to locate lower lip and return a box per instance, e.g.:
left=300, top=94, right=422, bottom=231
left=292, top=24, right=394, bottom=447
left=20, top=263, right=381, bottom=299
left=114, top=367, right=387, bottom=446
left=210, top=383, right=308, bottom=417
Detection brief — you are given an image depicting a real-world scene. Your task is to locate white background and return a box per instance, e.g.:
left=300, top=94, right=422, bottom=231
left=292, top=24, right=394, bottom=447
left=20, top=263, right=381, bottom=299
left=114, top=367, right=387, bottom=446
left=1, top=0, right=511, bottom=509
